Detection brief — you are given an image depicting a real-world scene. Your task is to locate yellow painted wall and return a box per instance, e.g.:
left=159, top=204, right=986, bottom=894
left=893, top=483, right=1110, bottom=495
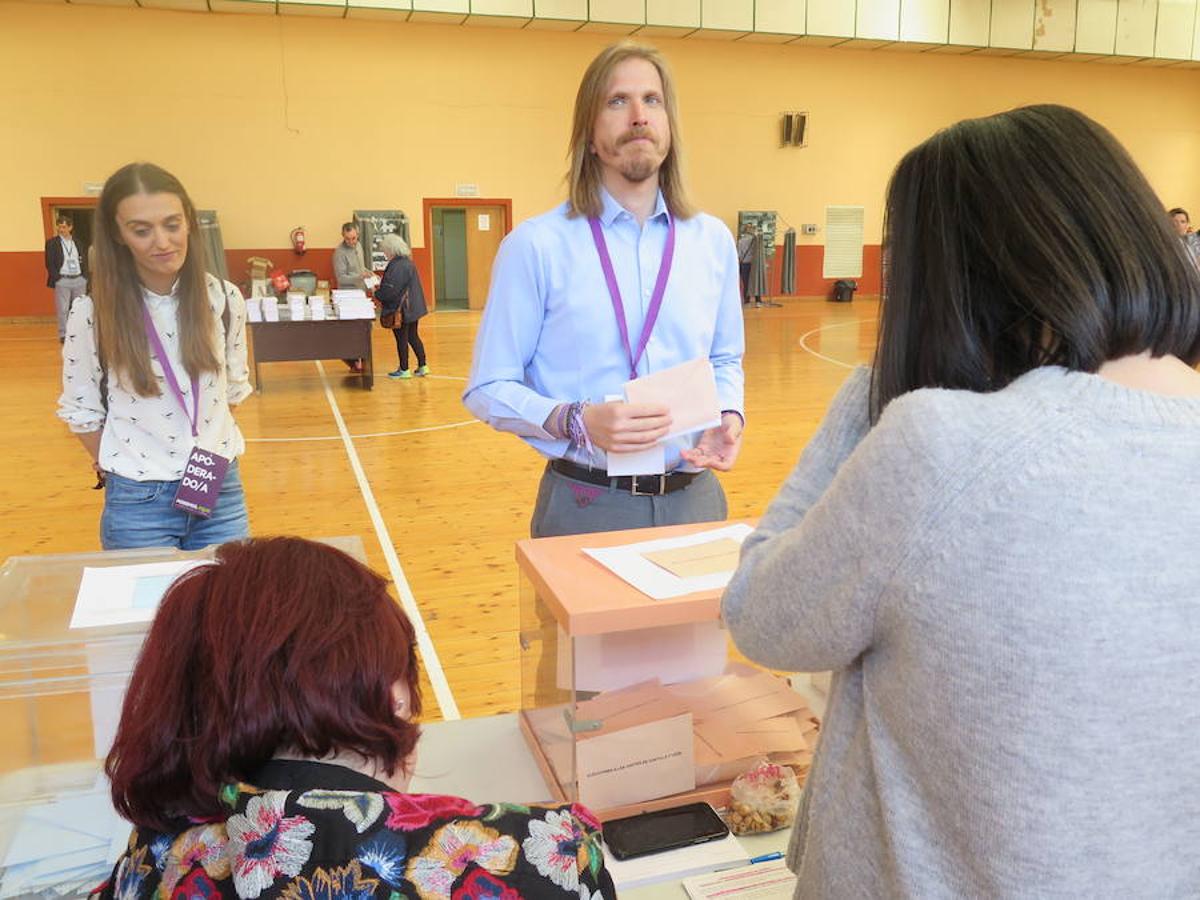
left=2, top=0, right=1199, bottom=252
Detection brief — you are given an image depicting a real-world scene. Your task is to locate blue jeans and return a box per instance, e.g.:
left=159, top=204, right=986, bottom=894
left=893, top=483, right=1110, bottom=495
left=100, top=460, right=250, bottom=551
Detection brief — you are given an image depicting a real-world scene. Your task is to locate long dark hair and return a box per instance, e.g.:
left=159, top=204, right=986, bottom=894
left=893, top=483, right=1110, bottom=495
left=106, top=537, right=423, bottom=830
left=92, top=162, right=218, bottom=398
left=872, top=104, right=1200, bottom=420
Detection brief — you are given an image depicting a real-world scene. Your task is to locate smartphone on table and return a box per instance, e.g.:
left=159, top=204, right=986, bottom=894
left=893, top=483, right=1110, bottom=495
left=603, top=802, right=730, bottom=861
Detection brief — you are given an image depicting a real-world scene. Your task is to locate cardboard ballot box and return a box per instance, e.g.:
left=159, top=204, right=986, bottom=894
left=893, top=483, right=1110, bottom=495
left=0, top=537, right=365, bottom=893
left=516, top=521, right=819, bottom=821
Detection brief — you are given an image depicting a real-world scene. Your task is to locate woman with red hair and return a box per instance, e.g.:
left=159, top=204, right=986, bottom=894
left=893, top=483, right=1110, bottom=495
left=98, top=537, right=615, bottom=899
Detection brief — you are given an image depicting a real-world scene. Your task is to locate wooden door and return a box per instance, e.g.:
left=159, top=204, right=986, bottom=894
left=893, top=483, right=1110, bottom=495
left=465, top=205, right=506, bottom=310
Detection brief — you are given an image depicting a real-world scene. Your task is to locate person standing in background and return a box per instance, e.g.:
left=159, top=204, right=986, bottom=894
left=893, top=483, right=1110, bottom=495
left=737, top=223, right=754, bottom=306
left=332, top=221, right=368, bottom=372
left=46, top=215, right=88, bottom=344
left=1169, top=207, right=1200, bottom=268
left=376, top=234, right=430, bottom=379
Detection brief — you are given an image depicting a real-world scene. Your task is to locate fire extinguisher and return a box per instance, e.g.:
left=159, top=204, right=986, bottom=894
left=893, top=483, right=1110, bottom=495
left=290, top=226, right=307, bottom=256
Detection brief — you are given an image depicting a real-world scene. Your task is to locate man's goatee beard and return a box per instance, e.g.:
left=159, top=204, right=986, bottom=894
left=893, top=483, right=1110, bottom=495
left=620, top=159, right=660, bottom=183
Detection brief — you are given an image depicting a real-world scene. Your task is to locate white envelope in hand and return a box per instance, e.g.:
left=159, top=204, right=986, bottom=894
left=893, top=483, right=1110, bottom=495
left=623, top=358, right=721, bottom=440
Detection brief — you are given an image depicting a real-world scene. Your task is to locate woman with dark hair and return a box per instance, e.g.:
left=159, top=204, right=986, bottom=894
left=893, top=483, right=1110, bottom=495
left=99, top=536, right=615, bottom=899
left=723, top=105, right=1200, bottom=897
left=56, top=162, right=251, bottom=550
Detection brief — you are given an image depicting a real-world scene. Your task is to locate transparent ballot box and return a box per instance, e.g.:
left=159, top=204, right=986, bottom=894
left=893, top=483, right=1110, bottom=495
left=0, top=537, right=365, bottom=894
left=516, top=520, right=820, bottom=822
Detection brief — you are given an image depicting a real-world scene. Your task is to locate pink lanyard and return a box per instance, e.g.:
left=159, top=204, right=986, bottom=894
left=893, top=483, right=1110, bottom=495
left=588, top=214, right=676, bottom=380
left=142, top=306, right=200, bottom=437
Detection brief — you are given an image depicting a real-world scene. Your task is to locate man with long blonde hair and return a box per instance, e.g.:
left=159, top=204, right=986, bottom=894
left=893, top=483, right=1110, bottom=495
left=465, top=41, right=745, bottom=537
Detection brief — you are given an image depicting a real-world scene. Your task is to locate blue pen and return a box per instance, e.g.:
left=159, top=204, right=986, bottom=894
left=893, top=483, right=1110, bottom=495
left=748, top=852, right=784, bottom=864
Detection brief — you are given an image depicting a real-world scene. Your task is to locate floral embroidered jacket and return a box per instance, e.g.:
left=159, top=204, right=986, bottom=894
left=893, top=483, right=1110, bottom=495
left=95, top=760, right=617, bottom=899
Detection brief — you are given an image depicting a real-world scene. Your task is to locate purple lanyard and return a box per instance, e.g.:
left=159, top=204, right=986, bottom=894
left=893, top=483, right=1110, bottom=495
left=588, top=214, right=676, bottom=380
left=142, top=306, right=200, bottom=437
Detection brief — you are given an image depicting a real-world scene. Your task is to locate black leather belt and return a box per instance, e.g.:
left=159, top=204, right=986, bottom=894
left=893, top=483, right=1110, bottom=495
left=550, top=458, right=699, bottom=496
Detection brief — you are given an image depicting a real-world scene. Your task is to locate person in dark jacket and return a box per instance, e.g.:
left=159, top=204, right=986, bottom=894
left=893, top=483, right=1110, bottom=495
left=45, top=215, right=89, bottom=342
left=376, top=233, right=430, bottom=379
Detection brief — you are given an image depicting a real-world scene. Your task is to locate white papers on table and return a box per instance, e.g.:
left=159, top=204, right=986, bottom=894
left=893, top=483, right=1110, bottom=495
left=682, top=859, right=797, bottom=900
left=0, top=789, right=131, bottom=899
left=262, top=298, right=280, bottom=322
left=582, top=523, right=753, bottom=600
left=245, top=297, right=263, bottom=322
left=309, top=296, right=327, bottom=320
left=70, top=560, right=209, bottom=630
left=602, top=833, right=749, bottom=891
left=331, top=289, right=375, bottom=320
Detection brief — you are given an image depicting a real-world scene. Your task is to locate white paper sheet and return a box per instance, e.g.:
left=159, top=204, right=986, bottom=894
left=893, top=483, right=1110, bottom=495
left=557, top=621, right=729, bottom=693
left=683, top=859, right=797, bottom=899
left=582, top=523, right=753, bottom=600
left=603, top=833, right=749, bottom=891
left=70, top=560, right=209, bottom=630
left=606, top=444, right=666, bottom=476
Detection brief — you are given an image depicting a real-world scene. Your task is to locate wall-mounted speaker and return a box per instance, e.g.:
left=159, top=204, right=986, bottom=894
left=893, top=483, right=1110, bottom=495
left=780, top=111, right=808, bottom=148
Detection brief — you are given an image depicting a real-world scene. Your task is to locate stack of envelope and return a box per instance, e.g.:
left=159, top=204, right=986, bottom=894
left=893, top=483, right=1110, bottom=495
left=574, top=667, right=818, bottom=793
left=330, top=289, right=375, bottom=320
left=285, top=292, right=307, bottom=322
left=0, top=791, right=131, bottom=897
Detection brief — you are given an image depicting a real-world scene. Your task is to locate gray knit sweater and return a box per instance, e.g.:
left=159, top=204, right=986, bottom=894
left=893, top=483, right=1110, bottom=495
left=723, top=365, right=1200, bottom=898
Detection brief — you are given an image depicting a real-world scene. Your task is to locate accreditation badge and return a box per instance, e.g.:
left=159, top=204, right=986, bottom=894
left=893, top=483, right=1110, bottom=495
left=172, top=447, right=231, bottom=519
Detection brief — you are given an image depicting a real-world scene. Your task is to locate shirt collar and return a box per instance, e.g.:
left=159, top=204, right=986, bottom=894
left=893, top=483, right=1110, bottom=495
left=141, top=280, right=181, bottom=303
left=248, top=758, right=393, bottom=794
left=598, top=185, right=669, bottom=227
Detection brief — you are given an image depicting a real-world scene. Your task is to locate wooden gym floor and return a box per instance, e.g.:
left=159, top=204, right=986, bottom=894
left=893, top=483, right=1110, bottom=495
left=0, top=297, right=879, bottom=723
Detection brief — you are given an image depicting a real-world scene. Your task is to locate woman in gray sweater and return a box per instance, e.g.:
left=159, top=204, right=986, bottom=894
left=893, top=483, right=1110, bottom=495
left=723, top=105, right=1200, bottom=898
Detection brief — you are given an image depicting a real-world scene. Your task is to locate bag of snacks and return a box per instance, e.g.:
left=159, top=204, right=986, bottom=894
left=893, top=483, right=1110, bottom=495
left=724, top=761, right=800, bottom=835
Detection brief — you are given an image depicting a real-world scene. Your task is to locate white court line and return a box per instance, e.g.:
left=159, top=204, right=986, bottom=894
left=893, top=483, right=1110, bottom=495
left=315, top=360, right=461, bottom=720
left=797, top=320, right=862, bottom=370
left=247, top=419, right=480, bottom=444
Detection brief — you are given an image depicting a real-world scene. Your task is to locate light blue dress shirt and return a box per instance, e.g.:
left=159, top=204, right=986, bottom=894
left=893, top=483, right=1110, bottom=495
left=463, top=188, right=745, bottom=469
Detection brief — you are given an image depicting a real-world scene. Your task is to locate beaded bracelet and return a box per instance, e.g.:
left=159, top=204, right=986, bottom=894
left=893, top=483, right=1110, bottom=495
left=566, top=401, right=594, bottom=460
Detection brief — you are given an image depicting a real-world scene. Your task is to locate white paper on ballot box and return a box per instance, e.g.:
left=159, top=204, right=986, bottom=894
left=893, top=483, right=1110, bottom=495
left=556, top=621, right=729, bottom=693
left=582, top=523, right=753, bottom=600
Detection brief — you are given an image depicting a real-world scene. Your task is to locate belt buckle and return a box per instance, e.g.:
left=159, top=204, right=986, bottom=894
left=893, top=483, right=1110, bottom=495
left=631, top=474, right=667, bottom=496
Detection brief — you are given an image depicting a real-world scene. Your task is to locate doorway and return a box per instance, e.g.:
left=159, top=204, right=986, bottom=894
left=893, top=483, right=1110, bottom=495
left=432, top=208, right=469, bottom=310
left=425, top=199, right=512, bottom=312
left=42, top=198, right=97, bottom=255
